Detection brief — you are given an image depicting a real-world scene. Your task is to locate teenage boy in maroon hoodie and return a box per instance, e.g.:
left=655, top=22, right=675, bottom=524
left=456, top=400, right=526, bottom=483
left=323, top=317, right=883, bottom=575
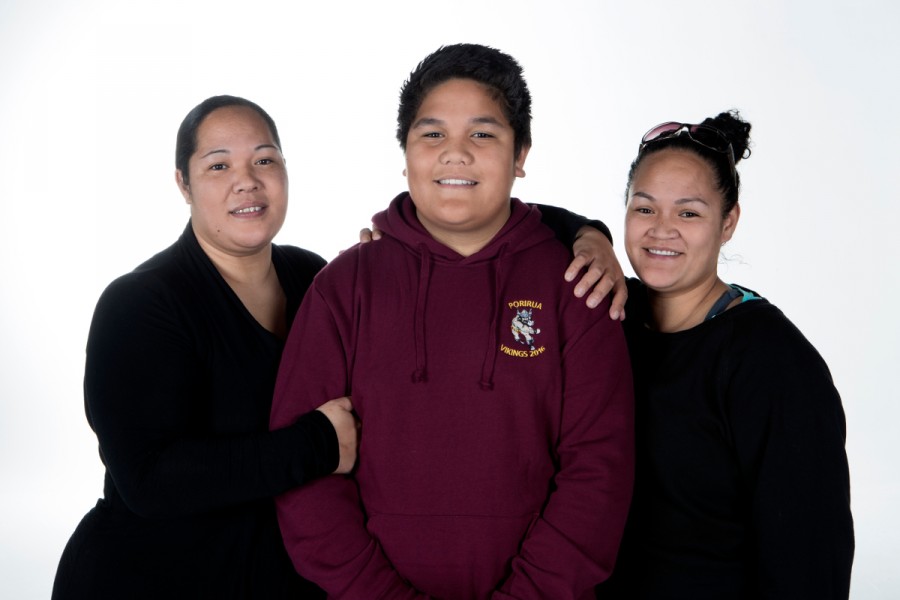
left=270, top=43, right=634, bottom=599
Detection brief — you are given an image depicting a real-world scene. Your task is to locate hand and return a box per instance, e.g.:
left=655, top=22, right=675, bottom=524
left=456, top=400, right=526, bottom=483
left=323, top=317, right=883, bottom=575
left=564, top=226, right=627, bottom=320
left=358, top=227, right=383, bottom=244
left=316, top=396, right=359, bottom=474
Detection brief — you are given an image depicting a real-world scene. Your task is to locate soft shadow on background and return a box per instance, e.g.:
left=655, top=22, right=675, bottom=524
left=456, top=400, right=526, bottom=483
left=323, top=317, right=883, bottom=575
left=1, top=1, right=897, bottom=597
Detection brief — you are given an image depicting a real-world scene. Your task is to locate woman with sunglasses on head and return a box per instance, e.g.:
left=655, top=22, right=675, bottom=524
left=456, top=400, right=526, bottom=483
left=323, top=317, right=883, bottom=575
left=595, top=111, right=854, bottom=599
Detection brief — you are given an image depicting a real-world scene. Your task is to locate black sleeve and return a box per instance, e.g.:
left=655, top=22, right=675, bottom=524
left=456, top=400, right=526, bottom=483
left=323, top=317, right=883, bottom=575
left=530, top=203, right=613, bottom=247
left=84, top=275, right=339, bottom=519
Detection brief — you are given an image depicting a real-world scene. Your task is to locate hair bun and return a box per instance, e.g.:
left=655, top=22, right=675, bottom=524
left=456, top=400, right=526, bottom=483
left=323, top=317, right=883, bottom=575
left=703, top=110, right=752, bottom=163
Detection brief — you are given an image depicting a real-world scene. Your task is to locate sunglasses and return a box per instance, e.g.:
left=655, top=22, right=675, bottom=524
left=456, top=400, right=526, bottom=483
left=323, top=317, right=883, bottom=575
left=640, top=122, right=736, bottom=177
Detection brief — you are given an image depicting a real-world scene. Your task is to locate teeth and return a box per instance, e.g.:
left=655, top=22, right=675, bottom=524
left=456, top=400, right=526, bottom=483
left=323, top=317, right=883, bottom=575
left=648, top=248, right=679, bottom=256
left=438, top=179, right=475, bottom=185
left=231, top=206, right=263, bottom=215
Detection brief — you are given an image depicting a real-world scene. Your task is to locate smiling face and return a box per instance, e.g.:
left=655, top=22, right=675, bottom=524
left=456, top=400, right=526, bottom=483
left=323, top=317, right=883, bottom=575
left=625, top=148, right=739, bottom=296
left=176, top=105, right=288, bottom=258
left=404, top=78, right=529, bottom=255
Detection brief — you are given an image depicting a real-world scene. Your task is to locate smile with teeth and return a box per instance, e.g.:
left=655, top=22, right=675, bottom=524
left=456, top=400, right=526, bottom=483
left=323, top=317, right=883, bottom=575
left=230, top=206, right=263, bottom=215
left=437, top=178, right=476, bottom=186
left=647, top=248, right=681, bottom=256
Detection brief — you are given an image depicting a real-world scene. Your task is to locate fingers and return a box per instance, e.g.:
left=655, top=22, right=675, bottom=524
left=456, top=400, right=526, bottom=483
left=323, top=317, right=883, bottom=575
left=608, top=278, right=628, bottom=321
left=319, top=396, right=353, bottom=412
left=573, top=262, right=605, bottom=299
left=564, top=254, right=590, bottom=283
left=334, top=396, right=353, bottom=411
left=317, top=399, right=360, bottom=475
left=571, top=264, right=628, bottom=317
left=583, top=274, right=614, bottom=310
left=358, top=228, right=384, bottom=244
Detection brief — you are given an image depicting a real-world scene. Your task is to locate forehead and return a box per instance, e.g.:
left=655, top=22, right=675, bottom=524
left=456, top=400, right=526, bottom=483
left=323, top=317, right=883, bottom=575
left=416, top=78, right=508, bottom=120
left=195, top=106, right=275, bottom=148
left=633, top=149, right=720, bottom=192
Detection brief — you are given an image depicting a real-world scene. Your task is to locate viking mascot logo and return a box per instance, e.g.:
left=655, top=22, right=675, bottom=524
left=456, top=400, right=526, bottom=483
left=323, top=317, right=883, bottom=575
left=510, top=308, right=541, bottom=351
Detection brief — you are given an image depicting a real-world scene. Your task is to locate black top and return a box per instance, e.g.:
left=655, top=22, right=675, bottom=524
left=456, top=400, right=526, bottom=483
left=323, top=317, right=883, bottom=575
left=598, top=279, right=854, bottom=599
left=53, top=223, right=334, bottom=599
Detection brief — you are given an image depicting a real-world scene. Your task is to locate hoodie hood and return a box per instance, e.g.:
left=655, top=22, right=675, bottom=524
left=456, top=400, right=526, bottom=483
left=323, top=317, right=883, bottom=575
left=372, top=192, right=555, bottom=389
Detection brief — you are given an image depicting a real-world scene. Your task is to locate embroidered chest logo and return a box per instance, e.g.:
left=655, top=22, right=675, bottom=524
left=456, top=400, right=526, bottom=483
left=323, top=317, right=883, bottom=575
left=501, top=300, right=546, bottom=358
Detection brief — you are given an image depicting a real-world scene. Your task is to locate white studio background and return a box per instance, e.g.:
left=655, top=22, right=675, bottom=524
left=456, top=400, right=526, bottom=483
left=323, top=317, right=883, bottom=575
left=1, top=1, right=897, bottom=597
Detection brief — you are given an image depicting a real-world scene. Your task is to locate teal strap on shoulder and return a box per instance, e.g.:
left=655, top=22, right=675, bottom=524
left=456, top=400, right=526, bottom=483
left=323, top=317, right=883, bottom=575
left=730, top=284, right=761, bottom=303
left=706, top=284, right=761, bottom=321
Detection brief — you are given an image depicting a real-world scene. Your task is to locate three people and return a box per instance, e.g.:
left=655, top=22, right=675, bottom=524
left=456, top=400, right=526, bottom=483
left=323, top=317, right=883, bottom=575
left=596, top=112, right=854, bottom=598
left=53, top=48, right=854, bottom=600
left=270, top=43, right=636, bottom=598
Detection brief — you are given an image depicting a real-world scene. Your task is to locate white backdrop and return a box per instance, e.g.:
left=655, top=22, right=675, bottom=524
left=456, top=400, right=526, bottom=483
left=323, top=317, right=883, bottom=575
left=1, top=1, right=897, bottom=597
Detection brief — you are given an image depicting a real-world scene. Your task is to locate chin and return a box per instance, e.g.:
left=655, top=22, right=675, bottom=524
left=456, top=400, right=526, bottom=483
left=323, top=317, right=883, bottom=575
left=634, top=269, right=679, bottom=293
left=234, top=231, right=277, bottom=251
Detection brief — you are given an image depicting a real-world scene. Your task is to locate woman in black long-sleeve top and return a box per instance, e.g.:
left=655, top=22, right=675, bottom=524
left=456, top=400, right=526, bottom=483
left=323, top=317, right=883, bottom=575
left=51, top=95, right=358, bottom=599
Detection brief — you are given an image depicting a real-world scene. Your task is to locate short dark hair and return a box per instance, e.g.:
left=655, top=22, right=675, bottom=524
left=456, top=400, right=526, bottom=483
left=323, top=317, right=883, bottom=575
left=396, top=43, right=532, bottom=157
left=625, top=110, right=752, bottom=216
left=175, top=95, right=281, bottom=186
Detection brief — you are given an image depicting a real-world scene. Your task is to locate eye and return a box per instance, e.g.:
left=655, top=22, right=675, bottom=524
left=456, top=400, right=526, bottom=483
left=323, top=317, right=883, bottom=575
left=472, top=131, right=495, bottom=139
left=423, top=131, right=443, bottom=138
left=680, top=210, right=700, bottom=218
left=210, top=163, right=227, bottom=171
left=634, top=207, right=653, bottom=214
left=256, top=158, right=274, bottom=165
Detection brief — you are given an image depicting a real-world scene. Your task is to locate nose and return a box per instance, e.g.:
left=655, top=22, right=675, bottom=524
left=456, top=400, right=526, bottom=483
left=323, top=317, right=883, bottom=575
left=440, top=138, right=473, bottom=166
left=233, top=166, right=260, bottom=193
left=649, top=214, right=678, bottom=239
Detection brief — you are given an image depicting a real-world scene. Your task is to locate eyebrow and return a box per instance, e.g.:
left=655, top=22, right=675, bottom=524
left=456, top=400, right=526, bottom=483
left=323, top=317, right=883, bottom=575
left=199, top=144, right=279, bottom=159
left=632, top=191, right=710, bottom=206
left=411, top=116, right=505, bottom=129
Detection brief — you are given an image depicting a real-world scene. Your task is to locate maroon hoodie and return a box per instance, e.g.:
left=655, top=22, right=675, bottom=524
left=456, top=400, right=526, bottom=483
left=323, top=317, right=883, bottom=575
left=271, top=194, right=634, bottom=599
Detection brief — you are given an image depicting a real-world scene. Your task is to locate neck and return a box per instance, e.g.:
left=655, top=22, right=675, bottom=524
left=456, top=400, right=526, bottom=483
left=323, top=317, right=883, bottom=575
left=427, top=230, right=497, bottom=257
left=196, top=237, right=287, bottom=338
left=647, top=277, right=730, bottom=333
left=417, top=205, right=511, bottom=257
left=195, top=238, right=275, bottom=285
left=419, top=218, right=508, bottom=257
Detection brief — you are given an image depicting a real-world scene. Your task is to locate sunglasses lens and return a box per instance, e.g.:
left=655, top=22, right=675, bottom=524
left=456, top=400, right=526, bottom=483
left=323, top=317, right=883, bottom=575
left=640, top=122, right=735, bottom=172
left=642, top=122, right=683, bottom=144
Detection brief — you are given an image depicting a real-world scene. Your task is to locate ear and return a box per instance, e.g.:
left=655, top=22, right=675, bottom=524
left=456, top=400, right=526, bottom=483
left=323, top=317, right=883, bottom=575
left=721, top=202, right=740, bottom=243
left=514, top=145, right=531, bottom=178
left=402, top=167, right=407, bottom=178
left=176, top=170, right=192, bottom=204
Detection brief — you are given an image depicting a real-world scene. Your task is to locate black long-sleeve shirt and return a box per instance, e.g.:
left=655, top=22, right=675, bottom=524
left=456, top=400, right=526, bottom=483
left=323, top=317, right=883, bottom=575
left=53, top=222, right=333, bottom=599
left=598, top=279, right=854, bottom=599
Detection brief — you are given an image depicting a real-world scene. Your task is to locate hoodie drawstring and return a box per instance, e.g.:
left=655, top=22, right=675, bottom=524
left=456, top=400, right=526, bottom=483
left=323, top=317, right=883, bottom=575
left=411, top=244, right=432, bottom=383
left=478, top=242, right=508, bottom=391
